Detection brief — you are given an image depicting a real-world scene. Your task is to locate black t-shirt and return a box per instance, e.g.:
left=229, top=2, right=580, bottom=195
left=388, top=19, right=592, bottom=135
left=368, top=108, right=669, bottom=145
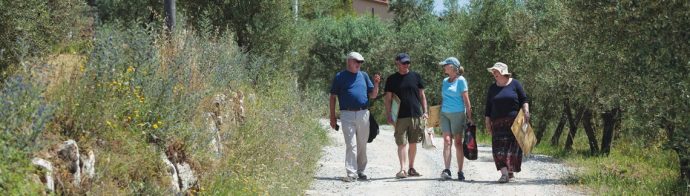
left=384, top=71, right=425, bottom=118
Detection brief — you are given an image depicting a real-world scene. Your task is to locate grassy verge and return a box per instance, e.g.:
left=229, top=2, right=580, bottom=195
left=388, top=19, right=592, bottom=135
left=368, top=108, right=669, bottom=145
left=531, top=126, right=687, bottom=195
left=0, top=23, right=327, bottom=194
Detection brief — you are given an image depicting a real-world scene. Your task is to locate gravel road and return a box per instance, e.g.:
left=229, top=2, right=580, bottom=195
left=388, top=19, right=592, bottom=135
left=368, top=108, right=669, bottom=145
left=306, top=119, right=588, bottom=196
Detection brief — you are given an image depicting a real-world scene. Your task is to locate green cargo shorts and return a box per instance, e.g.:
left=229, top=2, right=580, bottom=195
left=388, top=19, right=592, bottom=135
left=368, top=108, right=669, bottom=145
left=394, top=117, right=424, bottom=145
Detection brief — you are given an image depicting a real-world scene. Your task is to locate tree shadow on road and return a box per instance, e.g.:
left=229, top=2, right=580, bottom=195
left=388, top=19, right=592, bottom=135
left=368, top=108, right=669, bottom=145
left=463, top=178, right=567, bottom=185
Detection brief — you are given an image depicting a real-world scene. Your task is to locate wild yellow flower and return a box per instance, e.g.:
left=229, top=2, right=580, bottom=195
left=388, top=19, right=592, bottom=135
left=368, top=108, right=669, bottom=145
left=127, top=66, right=135, bottom=73
left=153, top=124, right=159, bottom=129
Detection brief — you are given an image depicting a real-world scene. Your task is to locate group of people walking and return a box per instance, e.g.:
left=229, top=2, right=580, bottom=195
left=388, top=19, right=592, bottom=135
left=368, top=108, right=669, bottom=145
left=328, top=52, right=530, bottom=183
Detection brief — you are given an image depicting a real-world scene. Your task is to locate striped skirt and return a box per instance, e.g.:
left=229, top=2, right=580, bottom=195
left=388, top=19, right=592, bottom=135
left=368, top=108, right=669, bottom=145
left=491, top=116, right=522, bottom=172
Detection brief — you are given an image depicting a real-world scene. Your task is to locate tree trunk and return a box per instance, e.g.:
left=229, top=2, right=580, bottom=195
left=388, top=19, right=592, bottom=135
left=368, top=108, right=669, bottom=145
left=564, top=102, right=584, bottom=151
left=662, top=119, right=690, bottom=183
left=680, top=154, right=690, bottom=183
left=550, top=105, right=568, bottom=146
left=600, top=107, right=620, bottom=155
left=581, top=109, right=599, bottom=155
left=534, top=98, right=554, bottom=145
left=164, top=0, right=176, bottom=32
left=535, top=116, right=548, bottom=145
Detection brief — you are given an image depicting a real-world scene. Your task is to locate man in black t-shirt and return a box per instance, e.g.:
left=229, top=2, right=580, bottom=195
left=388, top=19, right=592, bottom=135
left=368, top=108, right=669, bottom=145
left=384, top=53, right=428, bottom=178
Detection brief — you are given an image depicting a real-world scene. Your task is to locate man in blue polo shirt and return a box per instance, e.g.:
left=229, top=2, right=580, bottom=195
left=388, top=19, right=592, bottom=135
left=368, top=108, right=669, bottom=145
left=329, top=51, right=381, bottom=182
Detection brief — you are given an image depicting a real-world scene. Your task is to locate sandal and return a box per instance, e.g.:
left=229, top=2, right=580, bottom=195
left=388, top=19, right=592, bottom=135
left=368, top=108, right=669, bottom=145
left=498, top=174, right=509, bottom=183
left=396, top=170, right=408, bottom=179
left=408, top=168, right=421, bottom=177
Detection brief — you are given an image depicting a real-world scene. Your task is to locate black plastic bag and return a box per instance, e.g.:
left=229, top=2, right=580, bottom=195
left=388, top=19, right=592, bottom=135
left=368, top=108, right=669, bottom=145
left=368, top=114, right=379, bottom=143
left=463, top=123, right=478, bottom=160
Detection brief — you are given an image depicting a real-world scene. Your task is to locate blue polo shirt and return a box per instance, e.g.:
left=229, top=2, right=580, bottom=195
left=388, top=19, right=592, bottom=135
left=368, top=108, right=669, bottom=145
left=330, top=70, right=373, bottom=110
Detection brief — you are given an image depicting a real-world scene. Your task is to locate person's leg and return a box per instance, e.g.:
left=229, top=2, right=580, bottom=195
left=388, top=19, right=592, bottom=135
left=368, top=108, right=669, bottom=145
left=340, top=111, right=358, bottom=179
left=407, top=117, right=423, bottom=175
left=397, top=144, right=407, bottom=172
left=440, top=113, right=452, bottom=170
left=451, top=112, right=467, bottom=172
left=394, top=118, right=410, bottom=177
left=443, top=133, right=452, bottom=169
left=355, top=110, right=370, bottom=177
left=454, top=134, right=464, bottom=170
left=408, top=142, right=417, bottom=169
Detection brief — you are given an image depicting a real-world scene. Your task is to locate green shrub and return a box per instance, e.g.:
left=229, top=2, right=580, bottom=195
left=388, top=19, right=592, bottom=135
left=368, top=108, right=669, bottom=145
left=0, top=64, right=54, bottom=194
left=0, top=0, right=89, bottom=78
left=37, top=22, right=327, bottom=194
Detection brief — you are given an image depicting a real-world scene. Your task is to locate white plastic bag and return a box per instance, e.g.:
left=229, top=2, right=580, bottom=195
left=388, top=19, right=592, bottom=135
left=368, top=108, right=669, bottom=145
left=422, top=128, right=436, bottom=149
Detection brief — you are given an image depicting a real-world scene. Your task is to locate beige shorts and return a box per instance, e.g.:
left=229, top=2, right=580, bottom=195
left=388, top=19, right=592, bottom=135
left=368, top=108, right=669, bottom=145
left=394, top=117, right=424, bottom=145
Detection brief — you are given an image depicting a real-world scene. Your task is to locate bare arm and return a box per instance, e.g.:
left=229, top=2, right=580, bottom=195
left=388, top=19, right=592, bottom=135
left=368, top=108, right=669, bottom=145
left=522, top=103, right=530, bottom=123
left=368, top=74, right=381, bottom=99
left=462, top=91, right=473, bottom=124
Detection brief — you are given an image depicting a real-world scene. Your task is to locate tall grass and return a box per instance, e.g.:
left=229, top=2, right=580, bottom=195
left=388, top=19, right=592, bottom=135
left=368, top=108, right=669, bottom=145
left=1, top=22, right=327, bottom=194
left=532, top=123, right=687, bottom=195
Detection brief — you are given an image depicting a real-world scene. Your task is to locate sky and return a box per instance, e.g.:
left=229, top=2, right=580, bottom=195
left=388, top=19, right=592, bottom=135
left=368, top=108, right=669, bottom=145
left=433, top=0, right=470, bottom=15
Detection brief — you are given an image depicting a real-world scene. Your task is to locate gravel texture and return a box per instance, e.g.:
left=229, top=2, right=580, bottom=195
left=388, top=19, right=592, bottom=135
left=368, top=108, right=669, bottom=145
left=306, top=119, right=588, bottom=196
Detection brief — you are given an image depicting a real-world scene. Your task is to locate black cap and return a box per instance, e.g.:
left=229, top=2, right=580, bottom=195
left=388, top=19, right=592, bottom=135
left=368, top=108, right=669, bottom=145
left=395, top=53, right=411, bottom=64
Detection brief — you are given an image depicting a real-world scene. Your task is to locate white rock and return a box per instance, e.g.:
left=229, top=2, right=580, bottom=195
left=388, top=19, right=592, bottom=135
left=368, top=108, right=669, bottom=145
left=175, top=162, right=197, bottom=192
left=58, top=139, right=81, bottom=186
left=81, top=150, right=95, bottom=179
left=31, top=158, right=54, bottom=193
left=206, top=112, right=222, bottom=156
left=160, top=153, right=180, bottom=193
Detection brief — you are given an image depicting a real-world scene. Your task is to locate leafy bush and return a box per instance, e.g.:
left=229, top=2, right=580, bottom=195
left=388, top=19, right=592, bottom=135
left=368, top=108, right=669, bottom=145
left=35, top=22, right=327, bottom=194
left=0, top=0, right=89, bottom=78
left=0, top=63, right=54, bottom=194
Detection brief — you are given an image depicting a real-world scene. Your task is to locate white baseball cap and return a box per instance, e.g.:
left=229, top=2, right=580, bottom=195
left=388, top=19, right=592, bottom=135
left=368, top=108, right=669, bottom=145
left=347, top=52, right=365, bottom=61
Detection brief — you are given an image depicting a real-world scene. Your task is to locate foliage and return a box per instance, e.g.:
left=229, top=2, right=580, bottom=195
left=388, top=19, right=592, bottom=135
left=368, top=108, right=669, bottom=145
left=0, top=63, right=53, bottom=194
left=0, top=0, right=89, bottom=78
left=300, top=16, right=393, bottom=91
left=95, top=0, right=163, bottom=26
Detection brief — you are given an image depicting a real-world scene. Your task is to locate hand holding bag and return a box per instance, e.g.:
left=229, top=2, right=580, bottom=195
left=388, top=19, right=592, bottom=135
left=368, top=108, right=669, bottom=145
left=463, top=123, right=478, bottom=160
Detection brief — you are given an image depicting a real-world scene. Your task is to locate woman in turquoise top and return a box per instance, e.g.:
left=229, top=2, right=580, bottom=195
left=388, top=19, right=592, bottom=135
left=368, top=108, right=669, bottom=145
left=438, top=57, right=474, bottom=181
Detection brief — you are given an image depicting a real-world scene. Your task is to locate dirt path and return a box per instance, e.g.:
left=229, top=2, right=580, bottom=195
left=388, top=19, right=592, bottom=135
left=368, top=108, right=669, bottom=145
left=306, top=119, right=587, bottom=195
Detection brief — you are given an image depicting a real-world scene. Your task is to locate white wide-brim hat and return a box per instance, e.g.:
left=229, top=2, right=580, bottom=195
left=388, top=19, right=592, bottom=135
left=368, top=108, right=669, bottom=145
left=487, top=62, right=511, bottom=76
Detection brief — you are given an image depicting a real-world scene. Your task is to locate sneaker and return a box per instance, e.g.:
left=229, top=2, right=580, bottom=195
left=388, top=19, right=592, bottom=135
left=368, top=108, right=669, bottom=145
left=457, top=171, right=466, bottom=181
left=342, top=176, right=356, bottom=182
left=395, top=170, right=407, bottom=179
left=440, top=169, right=452, bottom=180
left=357, top=172, right=368, bottom=180
left=408, top=168, right=421, bottom=177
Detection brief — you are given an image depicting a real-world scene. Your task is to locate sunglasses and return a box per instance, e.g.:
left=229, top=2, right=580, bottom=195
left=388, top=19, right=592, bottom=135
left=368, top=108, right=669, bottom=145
left=401, top=61, right=411, bottom=65
left=356, top=60, right=365, bottom=64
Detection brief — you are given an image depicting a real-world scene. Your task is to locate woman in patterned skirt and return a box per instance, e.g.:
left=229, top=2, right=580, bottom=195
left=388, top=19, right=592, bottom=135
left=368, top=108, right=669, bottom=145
left=484, top=62, right=530, bottom=183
